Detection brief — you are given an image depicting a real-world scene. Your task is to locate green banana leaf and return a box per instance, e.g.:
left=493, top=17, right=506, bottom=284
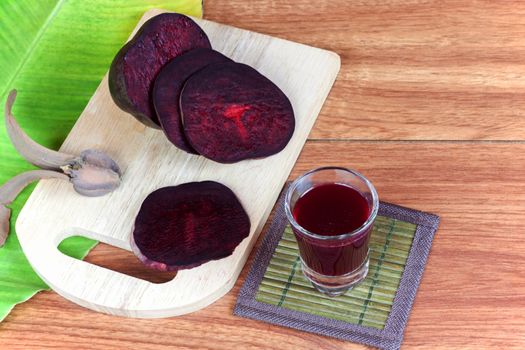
left=0, top=0, right=203, bottom=322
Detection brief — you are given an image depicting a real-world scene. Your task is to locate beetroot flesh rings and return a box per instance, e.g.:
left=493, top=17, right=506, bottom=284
left=153, top=48, right=232, bottom=154
left=109, top=13, right=211, bottom=128
left=131, top=181, right=251, bottom=271
left=180, top=62, right=295, bottom=163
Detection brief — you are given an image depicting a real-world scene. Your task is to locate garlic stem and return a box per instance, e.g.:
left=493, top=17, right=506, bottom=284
left=1, top=90, right=123, bottom=246
left=0, top=170, right=68, bottom=247
left=5, top=90, right=76, bottom=170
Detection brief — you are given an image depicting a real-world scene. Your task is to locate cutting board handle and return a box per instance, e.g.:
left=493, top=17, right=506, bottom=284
left=18, top=223, right=233, bottom=318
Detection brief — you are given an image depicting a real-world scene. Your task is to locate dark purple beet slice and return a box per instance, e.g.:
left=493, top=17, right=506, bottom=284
left=180, top=62, right=295, bottom=163
left=130, top=181, right=251, bottom=271
left=153, top=48, right=232, bottom=153
left=109, top=13, right=211, bottom=128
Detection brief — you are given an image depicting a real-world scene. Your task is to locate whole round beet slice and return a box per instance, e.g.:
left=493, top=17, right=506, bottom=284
left=180, top=62, right=295, bottom=163
left=109, top=13, right=211, bottom=128
left=153, top=48, right=232, bottom=154
left=130, top=181, right=251, bottom=271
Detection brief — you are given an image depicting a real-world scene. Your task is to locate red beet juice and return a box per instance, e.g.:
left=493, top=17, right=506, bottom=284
left=292, top=183, right=372, bottom=276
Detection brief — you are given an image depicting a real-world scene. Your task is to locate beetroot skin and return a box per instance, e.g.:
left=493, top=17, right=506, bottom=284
left=180, top=62, right=295, bottom=163
left=109, top=13, right=211, bottom=128
left=153, top=48, right=231, bottom=153
left=130, top=181, right=251, bottom=271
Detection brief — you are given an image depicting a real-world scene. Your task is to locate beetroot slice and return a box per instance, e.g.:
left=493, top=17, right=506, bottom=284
left=153, top=48, right=232, bottom=154
left=130, top=181, right=251, bottom=271
left=180, top=62, right=295, bottom=163
left=109, top=13, right=211, bottom=128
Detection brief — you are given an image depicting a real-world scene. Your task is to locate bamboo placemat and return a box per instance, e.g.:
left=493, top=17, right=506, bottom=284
left=235, top=185, right=440, bottom=350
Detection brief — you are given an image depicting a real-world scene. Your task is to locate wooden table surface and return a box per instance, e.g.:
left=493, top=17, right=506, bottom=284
left=2, top=1, right=525, bottom=349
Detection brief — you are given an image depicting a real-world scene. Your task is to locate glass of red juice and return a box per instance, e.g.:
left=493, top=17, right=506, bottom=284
left=285, top=167, right=379, bottom=297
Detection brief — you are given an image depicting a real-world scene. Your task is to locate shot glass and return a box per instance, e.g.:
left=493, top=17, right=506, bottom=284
left=285, top=167, right=379, bottom=297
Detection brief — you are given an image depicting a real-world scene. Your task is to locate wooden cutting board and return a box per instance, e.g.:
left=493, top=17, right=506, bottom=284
left=15, top=9, right=340, bottom=318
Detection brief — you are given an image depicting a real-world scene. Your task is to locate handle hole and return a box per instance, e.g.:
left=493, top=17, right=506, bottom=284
left=59, top=236, right=177, bottom=284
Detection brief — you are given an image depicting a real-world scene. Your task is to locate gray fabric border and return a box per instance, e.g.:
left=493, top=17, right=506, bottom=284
left=234, top=184, right=440, bottom=350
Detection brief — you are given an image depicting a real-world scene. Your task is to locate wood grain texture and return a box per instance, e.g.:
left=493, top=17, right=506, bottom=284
left=2, top=142, right=525, bottom=349
left=203, top=0, right=525, bottom=141
left=14, top=9, right=339, bottom=317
